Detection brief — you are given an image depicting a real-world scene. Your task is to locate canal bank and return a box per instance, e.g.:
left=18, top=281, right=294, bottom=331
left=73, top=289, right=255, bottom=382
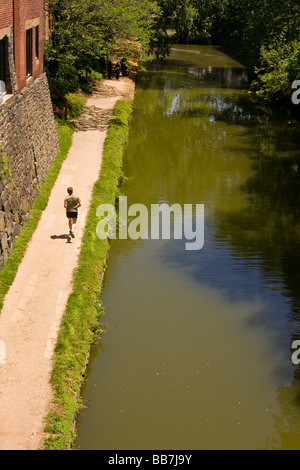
left=0, top=77, right=135, bottom=450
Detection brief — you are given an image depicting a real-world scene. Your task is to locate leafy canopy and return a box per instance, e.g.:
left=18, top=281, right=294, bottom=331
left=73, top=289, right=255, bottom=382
left=44, top=0, right=160, bottom=94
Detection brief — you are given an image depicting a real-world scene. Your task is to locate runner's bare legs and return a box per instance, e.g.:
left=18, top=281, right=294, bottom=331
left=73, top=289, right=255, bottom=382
left=68, top=217, right=77, bottom=238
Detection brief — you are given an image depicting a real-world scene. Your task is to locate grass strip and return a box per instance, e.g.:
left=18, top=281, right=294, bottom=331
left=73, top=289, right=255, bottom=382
left=42, top=100, right=132, bottom=450
left=0, top=119, right=75, bottom=312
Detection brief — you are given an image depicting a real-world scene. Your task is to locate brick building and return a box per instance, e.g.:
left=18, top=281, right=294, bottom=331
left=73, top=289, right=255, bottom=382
left=0, top=0, right=45, bottom=96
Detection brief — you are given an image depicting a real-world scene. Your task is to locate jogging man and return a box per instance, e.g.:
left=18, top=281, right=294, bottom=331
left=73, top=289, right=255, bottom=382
left=64, top=187, right=81, bottom=238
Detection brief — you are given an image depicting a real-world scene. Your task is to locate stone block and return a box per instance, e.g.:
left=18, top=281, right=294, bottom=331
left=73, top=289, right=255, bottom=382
left=6, top=220, right=13, bottom=237
left=0, top=211, right=5, bottom=231
left=0, top=232, right=8, bottom=251
left=3, top=200, right=10, bottom=214
left=13, top=223, right=22, bottom=238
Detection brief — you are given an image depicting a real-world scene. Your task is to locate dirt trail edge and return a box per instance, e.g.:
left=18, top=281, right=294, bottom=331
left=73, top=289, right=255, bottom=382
left=0, top=77, right=135, bottom=450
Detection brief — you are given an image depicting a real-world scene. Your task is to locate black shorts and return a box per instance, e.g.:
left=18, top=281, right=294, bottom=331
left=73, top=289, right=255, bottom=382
left=66, top=211, right=78, bottom=219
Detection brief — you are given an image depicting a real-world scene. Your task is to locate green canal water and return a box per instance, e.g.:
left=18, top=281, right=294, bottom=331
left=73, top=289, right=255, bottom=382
left=75, top=45, right=300, bottom=450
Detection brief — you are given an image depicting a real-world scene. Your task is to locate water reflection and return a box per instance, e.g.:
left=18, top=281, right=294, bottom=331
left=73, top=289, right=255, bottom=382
left=187, top=66, right=248, bottom=89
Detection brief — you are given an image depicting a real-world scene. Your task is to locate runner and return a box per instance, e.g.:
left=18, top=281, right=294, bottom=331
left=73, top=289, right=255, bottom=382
left=64, top=187, right=81, bottom=239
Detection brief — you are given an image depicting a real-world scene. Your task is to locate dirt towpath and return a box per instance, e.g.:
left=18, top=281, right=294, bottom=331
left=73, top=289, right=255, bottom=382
left=0, top=77, right=135, bottom=450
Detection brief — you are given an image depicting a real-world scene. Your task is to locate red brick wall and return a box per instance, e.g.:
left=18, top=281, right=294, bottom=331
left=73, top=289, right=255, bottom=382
left=0, top=0, right=13, bottom=30
left=0, top=0, right=44, bottom=92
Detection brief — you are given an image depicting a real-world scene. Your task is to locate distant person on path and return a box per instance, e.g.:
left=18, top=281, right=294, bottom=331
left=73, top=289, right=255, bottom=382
left=64, top=187, right=81, bottom=239
left=107, top=60, right=113, bottom=79
left=120, top=58, right=127, bottom=77
left=115, top=62, right=120, bottom=80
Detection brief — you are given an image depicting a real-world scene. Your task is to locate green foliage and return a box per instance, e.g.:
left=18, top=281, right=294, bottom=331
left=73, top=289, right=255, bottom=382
left=86, top=70, right=103, bottom=83
left=44, top=0, right=160, bottom=94
left=155, top=0, right=300, bottom=102
left=44, top=41, right=79, bottom=95
left=172, top=0, right=198, bottom=43
left=65, top=92, right=87, bottom=119
left=154, top=0, right=300, bottom=102
left=252, top=39, right=300, bottom=101
left=216, top=0, right=300, bottom=102
left=154, top=0, right=229, bottom=44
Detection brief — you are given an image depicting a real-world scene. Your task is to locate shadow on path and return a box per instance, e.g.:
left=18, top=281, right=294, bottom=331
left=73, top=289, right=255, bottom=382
left=50, top=234, right=71, bottom=243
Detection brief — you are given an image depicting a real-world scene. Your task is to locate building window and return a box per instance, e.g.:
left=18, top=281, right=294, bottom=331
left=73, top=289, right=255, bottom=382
left=26, top=29, right=33, bottom=77
left=35, top=26, right=39, bottom=60
left=0, top=36, right=10, bottom=93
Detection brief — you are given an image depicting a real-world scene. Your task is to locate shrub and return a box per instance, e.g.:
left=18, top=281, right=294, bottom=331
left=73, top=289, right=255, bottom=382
left=252, top=39, right=300, bottom=101
left=66, top=93, right=87, bottom=119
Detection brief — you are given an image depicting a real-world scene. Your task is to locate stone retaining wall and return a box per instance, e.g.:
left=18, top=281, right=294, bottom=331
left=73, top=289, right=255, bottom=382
left=0, top=73, right=59, bottom=270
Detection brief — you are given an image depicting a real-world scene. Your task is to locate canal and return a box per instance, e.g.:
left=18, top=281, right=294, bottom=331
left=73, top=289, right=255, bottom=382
left=75, top=45, right=300, bottom=450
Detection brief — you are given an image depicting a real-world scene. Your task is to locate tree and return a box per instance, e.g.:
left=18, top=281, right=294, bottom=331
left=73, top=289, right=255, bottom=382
left=154, top=0, right=229, bottom=44
left=217, top=0, right=300, bottom=102
left=44, top=0, right=161, bottom=94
